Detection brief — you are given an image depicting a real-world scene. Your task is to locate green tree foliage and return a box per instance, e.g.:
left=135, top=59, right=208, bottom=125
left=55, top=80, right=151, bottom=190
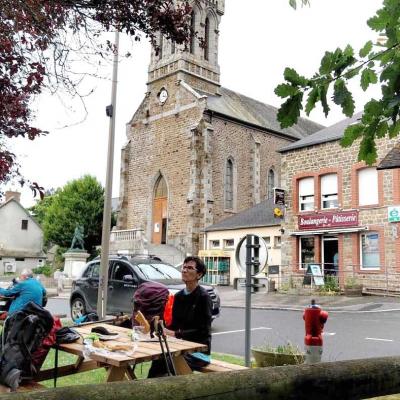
left=36, top=176, right=104, bottom=256
left=279, top=0, right=400, bottom=164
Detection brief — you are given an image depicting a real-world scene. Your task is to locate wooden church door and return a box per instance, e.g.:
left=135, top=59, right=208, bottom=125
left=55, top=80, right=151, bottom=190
left=152, top=176, right=168, bottom=244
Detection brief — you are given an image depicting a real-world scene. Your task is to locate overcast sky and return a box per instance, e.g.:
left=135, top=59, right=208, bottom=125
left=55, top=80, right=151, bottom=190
left=9, top=0, right=383, bottom=207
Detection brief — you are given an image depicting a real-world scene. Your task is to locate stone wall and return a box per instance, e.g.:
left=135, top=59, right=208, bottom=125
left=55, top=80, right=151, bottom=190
left=281, top=135, right=400, bottom=289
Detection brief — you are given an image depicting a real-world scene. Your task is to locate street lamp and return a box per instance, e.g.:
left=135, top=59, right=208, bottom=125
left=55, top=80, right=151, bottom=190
left=97, top=30, right=120, bottom=319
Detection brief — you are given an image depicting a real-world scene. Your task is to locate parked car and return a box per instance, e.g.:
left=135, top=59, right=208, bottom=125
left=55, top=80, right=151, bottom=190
left=70, top=255, right=221, bottom=321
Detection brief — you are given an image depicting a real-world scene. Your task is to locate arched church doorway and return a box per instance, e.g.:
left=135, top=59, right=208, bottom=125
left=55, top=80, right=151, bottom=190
left=152, top=176, right=168, bottom=244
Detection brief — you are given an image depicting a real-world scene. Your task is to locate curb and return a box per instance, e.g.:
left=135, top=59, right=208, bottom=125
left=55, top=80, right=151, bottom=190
left=221, top=304, right=400, bottom=313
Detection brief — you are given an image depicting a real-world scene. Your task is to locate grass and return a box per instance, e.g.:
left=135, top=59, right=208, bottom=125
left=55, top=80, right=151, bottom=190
left=39, top=350, right=246, bottom=388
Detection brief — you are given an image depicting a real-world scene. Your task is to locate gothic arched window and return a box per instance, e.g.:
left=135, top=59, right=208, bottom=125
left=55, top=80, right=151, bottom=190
left=155, top=176, right=167, bottom=198
left=159, top=34, right=163, bottom=60
left=225, top=159, right=234, bottom=209
left=190, top=11, right=196, bottom=54
left=267, top=169, right=275, bottom=199
left=204, top=17, right=210, bottom=60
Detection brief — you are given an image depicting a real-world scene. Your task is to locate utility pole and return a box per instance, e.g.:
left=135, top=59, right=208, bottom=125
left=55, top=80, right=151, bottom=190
left=97, top=30, right=120, bottom=319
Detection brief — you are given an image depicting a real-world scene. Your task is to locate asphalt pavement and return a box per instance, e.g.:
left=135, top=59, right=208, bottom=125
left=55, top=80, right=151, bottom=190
left=56, top=285, right=400, bottom=313
left=216, top=286, right=400, bottom=313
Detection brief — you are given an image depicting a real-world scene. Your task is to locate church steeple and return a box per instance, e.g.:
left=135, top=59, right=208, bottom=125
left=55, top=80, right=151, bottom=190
left=148, top=0, right=224, bottom=95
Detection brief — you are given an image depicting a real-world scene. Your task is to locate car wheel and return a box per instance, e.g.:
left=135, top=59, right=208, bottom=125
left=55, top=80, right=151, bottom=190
left=71, top=297, right=87, bottom=321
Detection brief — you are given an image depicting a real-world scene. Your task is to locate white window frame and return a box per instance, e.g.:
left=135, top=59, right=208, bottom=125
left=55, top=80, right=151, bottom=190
left=358, top=167, right=378, bottom=206
left=299, top=177, right=314, bottom=212
left=360, top=232, right=380, bottom=270
left=210, top=240, right=220, bottom=249
left=321, top=173, right=338, bottom=209
left=274, top=236, right=281, bottom=248
left=263, top=237, right=271, bottom=248
left=223, top=239, right=234, bottom=249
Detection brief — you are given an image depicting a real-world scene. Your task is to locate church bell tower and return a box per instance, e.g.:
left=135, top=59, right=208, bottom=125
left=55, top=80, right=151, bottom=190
left=147, top=0, right=224, bottom=95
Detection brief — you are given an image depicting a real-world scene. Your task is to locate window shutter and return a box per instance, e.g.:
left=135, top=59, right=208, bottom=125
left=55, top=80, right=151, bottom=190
left=299, top=177, right=314, bottom=196
left=358, top=168, right=378, bottom=206
left=321, top=174, right=337, bottom=195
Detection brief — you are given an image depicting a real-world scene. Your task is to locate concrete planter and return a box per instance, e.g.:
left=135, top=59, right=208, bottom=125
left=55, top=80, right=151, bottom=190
left=251, top=348, right=305, bottom=367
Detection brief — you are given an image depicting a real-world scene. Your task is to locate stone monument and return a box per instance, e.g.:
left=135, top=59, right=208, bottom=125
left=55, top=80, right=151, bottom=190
left=63, top=225, right=90, bottom=278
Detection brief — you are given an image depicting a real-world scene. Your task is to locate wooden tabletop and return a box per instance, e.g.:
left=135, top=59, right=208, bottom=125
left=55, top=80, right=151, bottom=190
left=59, top=323, right=207, bottom=368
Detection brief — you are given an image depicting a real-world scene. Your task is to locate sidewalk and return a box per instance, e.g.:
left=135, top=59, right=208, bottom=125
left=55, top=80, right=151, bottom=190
left=217, top=286, right=400, bottom=312
left=53, top=285, right=400, bottom=312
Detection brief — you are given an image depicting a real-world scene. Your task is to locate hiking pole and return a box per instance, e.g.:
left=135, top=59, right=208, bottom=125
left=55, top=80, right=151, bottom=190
left=158, top=320, right=177, bottom=376
left=153, top=317, right=172, bottom=376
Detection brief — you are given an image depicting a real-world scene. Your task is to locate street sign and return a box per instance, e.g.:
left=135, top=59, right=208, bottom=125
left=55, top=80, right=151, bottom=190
left=235, top=234, right=268, bottom=274
left=274, top=188, right=285, bottom=206
left=388, top=206, right=400, bottom=223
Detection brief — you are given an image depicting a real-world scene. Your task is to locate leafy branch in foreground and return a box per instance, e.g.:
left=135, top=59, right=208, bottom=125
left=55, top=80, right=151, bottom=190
left=0, top=0, right=192, bottom=196
left=277, top=0, right=400, bottom=164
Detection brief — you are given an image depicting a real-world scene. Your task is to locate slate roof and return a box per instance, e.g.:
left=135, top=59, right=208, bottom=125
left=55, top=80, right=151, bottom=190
left=377, top=142, right=400, bottom=170
left=204, top=199, right=282, bottom=232
left=279, top=112, right=363, bottom=153
left=204, top=87, right=324, bottom=140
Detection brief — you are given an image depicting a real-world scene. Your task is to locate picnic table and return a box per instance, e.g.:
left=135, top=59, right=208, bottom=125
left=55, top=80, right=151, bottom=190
left=36, top=323, right=207, bottom=383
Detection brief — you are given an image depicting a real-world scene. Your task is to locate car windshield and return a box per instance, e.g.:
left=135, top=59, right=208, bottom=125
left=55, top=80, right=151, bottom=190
left=136, top=263, right=181, bottom=280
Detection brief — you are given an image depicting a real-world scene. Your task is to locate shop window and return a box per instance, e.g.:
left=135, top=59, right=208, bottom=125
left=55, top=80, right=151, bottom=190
left=360, top=232, right=380, bottom=269
left=274, top=236, right=281, bottom=248
left=224, top=239, right=234, bottom=248
left=21, top=220, right=28, bottom=230
left=299, top=177, right=314, bottom=211
left=210, top=240, right=220, bottom=249
left=262, top=236, right=271, bottom=248
left=299, top=237, right=315, bottom=269
left=321, top=173, right=338, bottom=209
left=358, top=167, right=378, bottom=206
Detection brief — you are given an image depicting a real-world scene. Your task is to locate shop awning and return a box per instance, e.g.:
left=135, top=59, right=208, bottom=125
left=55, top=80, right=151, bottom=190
left=290, top=226, right=368, bottom=236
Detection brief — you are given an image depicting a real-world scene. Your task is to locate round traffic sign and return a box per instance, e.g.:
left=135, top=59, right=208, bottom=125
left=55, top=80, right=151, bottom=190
left=235, top=234, right=268, bottom=273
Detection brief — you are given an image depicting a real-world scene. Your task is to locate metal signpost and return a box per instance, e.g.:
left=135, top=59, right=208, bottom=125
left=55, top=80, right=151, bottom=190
left=97, top=30, right=120, bottom=319
left=235, top=234, right=268, bottom=367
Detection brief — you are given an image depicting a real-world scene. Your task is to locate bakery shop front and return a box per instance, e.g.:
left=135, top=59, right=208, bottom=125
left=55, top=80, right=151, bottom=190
left=290, top=210, right=368, bottom=275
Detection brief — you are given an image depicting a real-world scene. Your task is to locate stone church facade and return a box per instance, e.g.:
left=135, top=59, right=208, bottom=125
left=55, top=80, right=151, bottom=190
left=117, top=0, right=322, bottom=256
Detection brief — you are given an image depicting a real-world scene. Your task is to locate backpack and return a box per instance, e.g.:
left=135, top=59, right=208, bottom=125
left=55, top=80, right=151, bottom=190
left=133, top=282, right=169, bottom=324
left=0, top=302, right=53, bottom=390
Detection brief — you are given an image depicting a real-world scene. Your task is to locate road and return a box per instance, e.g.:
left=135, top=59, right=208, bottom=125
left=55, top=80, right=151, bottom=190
left=47, top=298, right=400, bottom=362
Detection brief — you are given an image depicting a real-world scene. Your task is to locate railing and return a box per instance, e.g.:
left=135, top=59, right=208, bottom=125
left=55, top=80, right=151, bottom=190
left=268, top=264, right=400, bottom=295
left=109, top=229, right=145, bottom=253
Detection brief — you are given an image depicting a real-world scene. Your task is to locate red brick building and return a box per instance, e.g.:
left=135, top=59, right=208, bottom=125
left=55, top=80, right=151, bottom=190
left=279, top=113, right=400, bottom=292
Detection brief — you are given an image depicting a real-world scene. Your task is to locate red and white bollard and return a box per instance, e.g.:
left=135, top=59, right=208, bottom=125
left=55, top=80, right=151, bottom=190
left=303, top=299, right=328, bottom=364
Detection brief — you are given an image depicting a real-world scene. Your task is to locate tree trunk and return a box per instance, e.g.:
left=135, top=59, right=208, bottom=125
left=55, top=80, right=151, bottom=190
left=4, top=356, right=400, bottom=400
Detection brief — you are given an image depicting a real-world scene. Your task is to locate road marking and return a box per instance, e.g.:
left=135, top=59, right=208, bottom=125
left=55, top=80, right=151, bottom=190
left=365, top=337, right=394, bottom=342
left=323, top=332, right=336, bottom=336
left=213, top=327, right=272, bottom=336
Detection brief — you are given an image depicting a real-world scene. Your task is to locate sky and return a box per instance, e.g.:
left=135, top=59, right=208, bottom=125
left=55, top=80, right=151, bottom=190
left=8, top=0, right=383, bottom=207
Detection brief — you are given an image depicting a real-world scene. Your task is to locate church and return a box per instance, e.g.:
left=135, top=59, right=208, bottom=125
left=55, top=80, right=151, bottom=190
left=117, top=0, right=321, bottom=258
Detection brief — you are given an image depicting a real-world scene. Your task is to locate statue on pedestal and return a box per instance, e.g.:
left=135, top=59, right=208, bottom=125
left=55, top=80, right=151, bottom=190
left=69, top=225, right=85, bottom=251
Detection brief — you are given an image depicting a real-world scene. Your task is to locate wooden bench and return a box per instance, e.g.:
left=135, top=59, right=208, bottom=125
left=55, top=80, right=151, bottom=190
left=0, top=381, right=46, bottom=393
left=200, top=359, right=248, bottom=373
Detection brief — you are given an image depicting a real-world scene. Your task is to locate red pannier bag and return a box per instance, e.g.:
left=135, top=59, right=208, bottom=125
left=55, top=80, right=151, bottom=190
left=31, top=316, right=62, bottom=374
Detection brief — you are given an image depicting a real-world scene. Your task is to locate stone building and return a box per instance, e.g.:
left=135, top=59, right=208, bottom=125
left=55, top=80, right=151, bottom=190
left=117, top=0, right=321, bottom=258
left=0, top=191, right=46, bottom=273
left=279, top=112, right=400, bottom=291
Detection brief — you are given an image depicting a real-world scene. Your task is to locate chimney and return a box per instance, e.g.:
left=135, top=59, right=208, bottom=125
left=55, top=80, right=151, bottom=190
left=5, top=191, right=21, bottom=203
